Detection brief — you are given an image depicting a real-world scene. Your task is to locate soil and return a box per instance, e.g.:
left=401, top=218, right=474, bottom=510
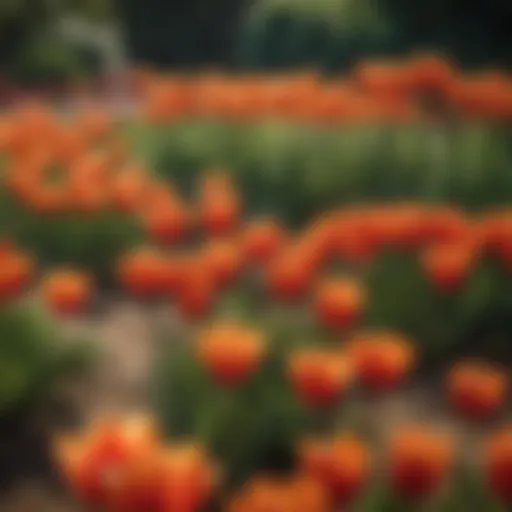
left=0, top=297, right=509, bottom=511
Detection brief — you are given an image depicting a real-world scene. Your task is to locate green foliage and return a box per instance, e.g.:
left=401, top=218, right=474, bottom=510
left=126, top=119, right=512, bottom=226
left=0, top=299, right=92, bottom=416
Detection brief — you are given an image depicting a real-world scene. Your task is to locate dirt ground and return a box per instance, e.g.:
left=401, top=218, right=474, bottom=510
left=0, top=298, right=509, bottom=512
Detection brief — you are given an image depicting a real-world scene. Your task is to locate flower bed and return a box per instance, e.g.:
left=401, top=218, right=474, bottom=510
left=50, top=171, right=512, bottom=512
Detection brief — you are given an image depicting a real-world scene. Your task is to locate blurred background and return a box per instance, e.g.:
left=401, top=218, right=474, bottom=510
left=1, top=2, right=512, bottom=512
left=1, top=0, right=511, bottom=97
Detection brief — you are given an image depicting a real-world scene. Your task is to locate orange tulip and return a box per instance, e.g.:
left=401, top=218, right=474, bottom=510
left=105, top=448, right=162, bottom=511
left=40, top=268, right=93, bottom=315
left=54, top=415, right=160, bottom=506
left=158, top=444, right=217, bottom=512
left=202, top=239, right=243, bottom=288
left=298, top=434, right=369, bottom=505
left=387, top=426, right=453, bottom=501
left=288, top=348, right=353, bottom=407
left=110, top=166, right=149, bottom=214
left=0, top=246, right=33, bottom=302
left=197, top=171, right=240, bottom=235
left=241, top=218, right=286, bottom=265
left=483, top=426, right=512, bottom=505
left=447, top=360, right=508, bottom=419
left=229, top=473, right=330, bottom=512
left=348, top=331, right=415, bottom=392
left=175, top=255, right=216, bottom=320
left=421, top=240, right=478, bottom=292
left=144, top=200, right=189, bottom=244
left=313, top=277, right=365, bottom=330
left=116, top=247, right=168, bottom=298
left=266, top=248, right=316, bottom=301
left=406, top=53, right=455, bottom=96
left=196, top=322, right=266, bottom=385
left=159, top=254, right=189, bottom=297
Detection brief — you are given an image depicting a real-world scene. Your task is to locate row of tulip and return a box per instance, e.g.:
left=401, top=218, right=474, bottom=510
left=133, top=55, right=512, bottom=124
left=53, top=411, right=512, bottom=512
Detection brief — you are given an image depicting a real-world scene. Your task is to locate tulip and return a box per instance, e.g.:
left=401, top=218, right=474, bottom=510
left=387, top=426, right=453, bottom=501
left=483, top=426, right=512, bottom=505
left=348, top=331, right=415, bottom=392
left=241, top=218, right=286, bottom=265
left=159, top=444, right=217, bottom=512
left=421, top=240, right=478, bottom=292
left=175, top=255, right=215, bottom=320
left=54, top=415, right=159, bottom=506
left=197, top=171, right=240, bottom=236
left=40, top=268, right=93, bottom=315
left=313, top=277, right=365, bottom=330
left=288, top=348, right=353, bottom=407
left=447, top=360, right=508, bottom=419
left=144, top=201, right=188, bottom=244
left=229, top=474, right=330, bottom=512
left=266, top=248, right=316, bottom=302
left=298, top=434, right=369, bottom=505
left=0, top=246, right=33, bottom=302
left=202, top=239, right=243, bottom=289
left=196, top=321, right=266, bottom=385
left=116, top=247, right=168, bottom=298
